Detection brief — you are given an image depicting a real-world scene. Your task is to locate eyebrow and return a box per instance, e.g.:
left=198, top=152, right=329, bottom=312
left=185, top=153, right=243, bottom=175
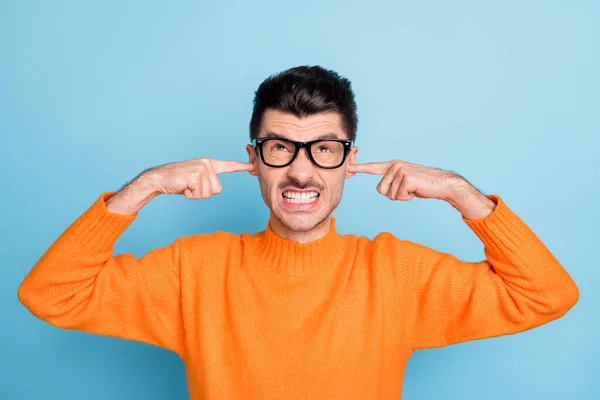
left=261, top=131, right=342, bottom=141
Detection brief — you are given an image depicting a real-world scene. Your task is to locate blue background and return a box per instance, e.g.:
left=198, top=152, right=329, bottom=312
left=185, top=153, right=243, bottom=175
left=1, top=1, right=598, bottom=399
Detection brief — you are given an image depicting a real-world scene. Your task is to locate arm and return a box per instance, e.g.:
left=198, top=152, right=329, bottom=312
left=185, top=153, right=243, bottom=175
left=397, top=194, right=579, bottom=350
left=17, top=177, right=186, bottom=356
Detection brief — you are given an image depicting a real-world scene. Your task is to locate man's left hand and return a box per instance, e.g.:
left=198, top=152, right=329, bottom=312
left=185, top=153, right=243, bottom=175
left=347, top=160, right=496, bottom=219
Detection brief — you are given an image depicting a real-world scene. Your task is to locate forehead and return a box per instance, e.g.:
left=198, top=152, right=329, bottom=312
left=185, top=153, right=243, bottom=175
left=259, top=109, right=347, bottom=141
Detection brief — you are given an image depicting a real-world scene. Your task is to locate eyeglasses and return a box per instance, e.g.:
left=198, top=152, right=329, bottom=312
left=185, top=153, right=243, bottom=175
left=252, top=137, right=353, bottom=169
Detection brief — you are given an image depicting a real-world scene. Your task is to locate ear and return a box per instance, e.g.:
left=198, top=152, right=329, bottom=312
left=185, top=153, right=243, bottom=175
left=246, top=144, right=259, bottom=176
left=345, top=146, right=358, bottom=179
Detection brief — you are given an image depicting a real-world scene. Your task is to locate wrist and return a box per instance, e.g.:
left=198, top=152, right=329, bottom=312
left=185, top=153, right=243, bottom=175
left=445, top=178, right=496, bottom=219
left=106, top=173, right=160, bottom=216
left=135, top=171, right=162, bottom=196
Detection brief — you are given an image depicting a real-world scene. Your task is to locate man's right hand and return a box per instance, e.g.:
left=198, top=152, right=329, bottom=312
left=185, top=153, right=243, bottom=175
left=105, top=158, right=255, bottom=215
left=151, top=158, right=255, bottom=199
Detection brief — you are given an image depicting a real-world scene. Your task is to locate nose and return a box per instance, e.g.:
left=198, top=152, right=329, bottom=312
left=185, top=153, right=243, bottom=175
left=287, top=147, right=316, bottom=182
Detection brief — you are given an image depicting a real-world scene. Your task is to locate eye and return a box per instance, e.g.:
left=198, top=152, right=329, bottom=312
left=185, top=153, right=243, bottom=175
left=274, top=144, right=289, bottom=152
left=316, top=145, right=332, bottom=153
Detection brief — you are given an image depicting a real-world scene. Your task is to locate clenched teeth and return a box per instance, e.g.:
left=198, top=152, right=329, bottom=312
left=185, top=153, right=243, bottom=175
left=282, top=191, right=319, bottom=204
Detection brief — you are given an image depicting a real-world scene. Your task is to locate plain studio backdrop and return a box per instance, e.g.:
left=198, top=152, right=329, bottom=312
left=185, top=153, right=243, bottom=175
left=1, top=1, right=598, bottom=399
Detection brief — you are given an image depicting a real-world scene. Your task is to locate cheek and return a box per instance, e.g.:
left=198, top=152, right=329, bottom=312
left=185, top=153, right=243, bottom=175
left=257, top=169, right=283, bottom=197
left=321, top=173, right=346, bottom=196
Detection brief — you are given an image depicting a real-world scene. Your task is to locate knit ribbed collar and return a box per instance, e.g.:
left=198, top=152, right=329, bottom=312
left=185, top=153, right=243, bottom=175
left=253, top=217, right=348, bottom=277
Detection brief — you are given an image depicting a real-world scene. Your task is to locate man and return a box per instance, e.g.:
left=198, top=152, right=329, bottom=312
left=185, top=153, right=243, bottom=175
left=18, top=65, right=579, bottom=399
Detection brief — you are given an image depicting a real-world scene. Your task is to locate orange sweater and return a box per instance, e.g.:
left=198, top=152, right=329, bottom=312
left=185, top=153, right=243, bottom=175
left=18, top=192, right=579, bottom=399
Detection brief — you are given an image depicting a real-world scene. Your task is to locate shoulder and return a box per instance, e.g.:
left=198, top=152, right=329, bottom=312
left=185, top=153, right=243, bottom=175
left=177, top=230, right=240, bottom=244
left=175, top=230, right=244, bottom=258
left=337, top=232, right=404, bottom=268
left=353, top=231, right=442, bottom=264
left=176, top=229, right=272, bottom=254
left=355, top=231, right=407, bottom=252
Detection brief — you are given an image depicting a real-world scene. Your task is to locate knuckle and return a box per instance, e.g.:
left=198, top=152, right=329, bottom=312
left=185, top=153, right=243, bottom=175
left=198, top=159, right=212, bottom=171
left=193, top=170, right=205, bottom=182
left=205, top=159, right=216, bottom=172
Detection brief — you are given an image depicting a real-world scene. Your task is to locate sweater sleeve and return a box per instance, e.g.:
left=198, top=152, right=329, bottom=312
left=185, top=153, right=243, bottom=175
left=17, top=192, right=185, bottom=357
left=394, top=195, right=579, bottom=351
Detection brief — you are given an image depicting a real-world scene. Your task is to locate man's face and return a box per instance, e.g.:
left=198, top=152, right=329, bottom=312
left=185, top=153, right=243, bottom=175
left=246, top=109, right=358, bottom=233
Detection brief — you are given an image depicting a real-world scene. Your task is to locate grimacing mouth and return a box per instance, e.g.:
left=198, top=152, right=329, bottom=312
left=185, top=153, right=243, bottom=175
left=281, top=189, right=321, bottom=202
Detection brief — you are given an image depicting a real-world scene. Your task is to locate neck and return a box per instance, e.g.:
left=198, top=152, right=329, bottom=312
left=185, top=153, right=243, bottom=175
left=254, top=213, right=347, bottom=276
left=268, top=213, right=332, bottom=244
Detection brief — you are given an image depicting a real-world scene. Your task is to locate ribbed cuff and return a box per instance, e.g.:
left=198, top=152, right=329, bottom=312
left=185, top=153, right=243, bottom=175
left=462, top=195, right=533, bottom=256
left=62, top=192, right=138, bottom=252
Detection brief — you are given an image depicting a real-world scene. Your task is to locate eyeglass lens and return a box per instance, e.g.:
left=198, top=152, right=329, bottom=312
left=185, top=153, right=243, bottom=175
left=261, top=139, right=346, bottom=168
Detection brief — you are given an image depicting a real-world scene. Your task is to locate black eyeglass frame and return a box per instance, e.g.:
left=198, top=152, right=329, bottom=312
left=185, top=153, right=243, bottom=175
left=251, top=137, right=354, bottom=169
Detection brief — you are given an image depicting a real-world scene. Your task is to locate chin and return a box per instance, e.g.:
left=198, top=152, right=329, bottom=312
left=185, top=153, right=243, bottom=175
left=271, top=202, right=330, bottom=232
left=278, top=214, right=322, bottom=232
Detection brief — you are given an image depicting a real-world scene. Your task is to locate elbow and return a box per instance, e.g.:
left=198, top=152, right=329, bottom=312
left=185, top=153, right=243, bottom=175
left=17, top=275, right=60, bottom=321
left=562, top=280, right=579, bottom=311
left=547, top=278, right=579, bottom=317
left=17, top=277, right=44, bottom=318
left=18, top=274, right=95, bottom=328
left=18, top=277, right=32, bottom=307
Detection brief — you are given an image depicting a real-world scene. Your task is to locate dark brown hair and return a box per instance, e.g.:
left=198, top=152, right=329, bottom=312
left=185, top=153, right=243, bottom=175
left=249, top=65, right=358, bottom=141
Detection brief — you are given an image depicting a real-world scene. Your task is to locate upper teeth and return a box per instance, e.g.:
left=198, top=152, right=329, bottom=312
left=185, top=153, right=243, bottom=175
left=283, top=191, right=318, bottom=199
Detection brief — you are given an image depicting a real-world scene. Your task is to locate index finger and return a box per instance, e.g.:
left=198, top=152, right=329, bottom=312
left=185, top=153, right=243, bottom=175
left=213, top=160, right=255, bottom=174
left=348, top=161, right=391, bottom=175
